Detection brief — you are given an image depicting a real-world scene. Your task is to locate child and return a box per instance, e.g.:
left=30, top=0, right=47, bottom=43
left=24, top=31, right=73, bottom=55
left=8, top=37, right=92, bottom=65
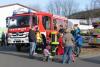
left=75, top=34, right=83, bottom=57
left=56, top=34, right=64, bottom=55
left=43, top=45, right=51, bottom=62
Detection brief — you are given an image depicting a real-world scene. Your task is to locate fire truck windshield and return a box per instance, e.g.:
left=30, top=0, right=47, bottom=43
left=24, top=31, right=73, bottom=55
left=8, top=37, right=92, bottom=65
left=8, top=16, right=30, bottom=28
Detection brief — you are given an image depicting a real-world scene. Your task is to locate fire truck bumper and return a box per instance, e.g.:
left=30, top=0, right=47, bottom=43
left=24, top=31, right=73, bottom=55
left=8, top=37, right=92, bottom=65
left=7, top=38, right=29, bottom=44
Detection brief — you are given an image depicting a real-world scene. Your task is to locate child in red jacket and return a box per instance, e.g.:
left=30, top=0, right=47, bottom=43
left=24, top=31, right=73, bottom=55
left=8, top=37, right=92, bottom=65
left=56, top=34, right=64, bottom=55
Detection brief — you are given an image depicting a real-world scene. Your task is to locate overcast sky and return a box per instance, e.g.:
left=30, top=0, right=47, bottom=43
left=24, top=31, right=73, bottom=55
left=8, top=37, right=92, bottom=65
left=0, top=0, right=91, bottom=11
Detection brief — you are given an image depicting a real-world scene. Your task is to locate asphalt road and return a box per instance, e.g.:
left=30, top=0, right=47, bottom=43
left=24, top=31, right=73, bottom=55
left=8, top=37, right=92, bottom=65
left=0, top=46, right=100, bottom=67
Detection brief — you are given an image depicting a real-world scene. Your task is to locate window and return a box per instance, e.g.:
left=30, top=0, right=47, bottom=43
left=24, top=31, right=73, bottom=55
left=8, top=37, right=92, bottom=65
left=7, top=16, right=30, bottom=28
left=42, top=16, right=51, bottom=30
left=53, top=19, right=57, bottom=30
left=17, top=16, right=29, bottom=27
left=53, top=19, right=66, bottom=31
left=32, top=16, right=38, bottom=26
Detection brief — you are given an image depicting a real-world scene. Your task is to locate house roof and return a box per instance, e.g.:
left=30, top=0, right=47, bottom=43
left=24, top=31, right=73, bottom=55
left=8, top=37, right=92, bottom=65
left=0, top=3, right=39, bottom=12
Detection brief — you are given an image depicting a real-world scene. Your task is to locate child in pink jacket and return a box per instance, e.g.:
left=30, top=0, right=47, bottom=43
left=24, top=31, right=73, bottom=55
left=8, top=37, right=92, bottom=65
left=43, top=45, right=51, bottom=62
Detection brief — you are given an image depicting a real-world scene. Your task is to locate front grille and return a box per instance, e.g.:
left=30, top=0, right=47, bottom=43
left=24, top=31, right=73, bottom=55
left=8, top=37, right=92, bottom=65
left=10, top=32, right=28, bottom=38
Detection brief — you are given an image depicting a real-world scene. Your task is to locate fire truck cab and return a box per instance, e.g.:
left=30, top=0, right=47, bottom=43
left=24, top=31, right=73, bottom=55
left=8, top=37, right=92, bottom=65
left=6, top=11, right=67, bottom=51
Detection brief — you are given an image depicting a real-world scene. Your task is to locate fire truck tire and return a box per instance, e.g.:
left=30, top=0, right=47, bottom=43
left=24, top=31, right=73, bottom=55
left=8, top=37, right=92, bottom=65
left=16, top=44, right=21, bottom=51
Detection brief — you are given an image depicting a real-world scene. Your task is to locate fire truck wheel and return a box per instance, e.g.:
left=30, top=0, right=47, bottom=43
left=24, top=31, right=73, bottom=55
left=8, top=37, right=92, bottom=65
left=16, top=44, right=21, bottom=51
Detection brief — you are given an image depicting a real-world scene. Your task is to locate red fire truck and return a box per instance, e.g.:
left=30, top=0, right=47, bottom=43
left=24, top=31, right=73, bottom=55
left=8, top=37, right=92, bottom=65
left=6, top=11, right=67, bottom=51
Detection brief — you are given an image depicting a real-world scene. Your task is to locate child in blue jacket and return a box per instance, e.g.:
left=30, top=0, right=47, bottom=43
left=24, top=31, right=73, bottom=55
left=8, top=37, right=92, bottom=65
left=75, top=34, right=83, bottom=57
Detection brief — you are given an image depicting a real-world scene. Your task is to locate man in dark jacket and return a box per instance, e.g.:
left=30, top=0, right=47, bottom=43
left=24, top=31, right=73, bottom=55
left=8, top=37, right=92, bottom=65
left=28, top=26, right=37, bottom=56
left=1, top=32, right=5, bottom=46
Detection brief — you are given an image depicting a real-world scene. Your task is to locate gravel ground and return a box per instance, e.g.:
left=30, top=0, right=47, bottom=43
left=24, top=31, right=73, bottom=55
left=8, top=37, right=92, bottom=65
left=80, top=47, right=100, bottom=58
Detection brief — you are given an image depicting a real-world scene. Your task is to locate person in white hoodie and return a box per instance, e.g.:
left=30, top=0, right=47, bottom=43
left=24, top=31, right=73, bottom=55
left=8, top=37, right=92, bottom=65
left=62, top=28, right=75, bottom=64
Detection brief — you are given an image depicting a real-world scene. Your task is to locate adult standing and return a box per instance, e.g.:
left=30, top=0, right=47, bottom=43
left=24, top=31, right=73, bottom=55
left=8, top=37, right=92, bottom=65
left=1, top=32, right=5, bottom=46
left=75, top=34, right=83, bottom=57
left=73, top=24, right=80, bottom=39
left=36, top=30, right=43, bottom=53
left=28, top=26, right=37, bottom=56
left=62, top=28, right=74, bottom=64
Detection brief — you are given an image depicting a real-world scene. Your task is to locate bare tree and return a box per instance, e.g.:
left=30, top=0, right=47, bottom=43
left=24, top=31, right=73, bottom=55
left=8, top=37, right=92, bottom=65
left=90, top=0, right=100, bottom=9
left=47, top=0, right=79, bottom=17
left=47, top=0, right=62, bottom=15
left=84, top=0, right=100, bottom=23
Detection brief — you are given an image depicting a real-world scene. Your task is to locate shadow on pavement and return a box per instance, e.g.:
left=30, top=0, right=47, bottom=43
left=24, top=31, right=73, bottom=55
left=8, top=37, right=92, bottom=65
left=0, top=51, right=62, bottom=63
left=0, top=46, right=16, bottom=51
left=0, top=46, right=29, bottom=53
left=80, top=56, right=100, bottom=64
left=0, top=50, right=44, bottom=61
left=0, top=46, right=43, bottom=61
left=0, top=46, right=53, bottom=63
left=0, top=46, right=63, bottom=64
left=0, top=51, right=28, bottom=58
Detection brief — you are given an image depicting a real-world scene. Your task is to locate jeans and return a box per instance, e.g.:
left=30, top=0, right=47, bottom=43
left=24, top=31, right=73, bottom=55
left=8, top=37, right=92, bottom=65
left=29, top=42, right=36, bottom=56
left=62, top=46, right=73, bottom=64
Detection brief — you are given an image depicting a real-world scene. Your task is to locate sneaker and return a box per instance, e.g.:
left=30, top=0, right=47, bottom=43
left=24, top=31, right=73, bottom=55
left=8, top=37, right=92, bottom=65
left=67, top=61, right=71, bottom=64
left=33, top=53, right=37, bottom=55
